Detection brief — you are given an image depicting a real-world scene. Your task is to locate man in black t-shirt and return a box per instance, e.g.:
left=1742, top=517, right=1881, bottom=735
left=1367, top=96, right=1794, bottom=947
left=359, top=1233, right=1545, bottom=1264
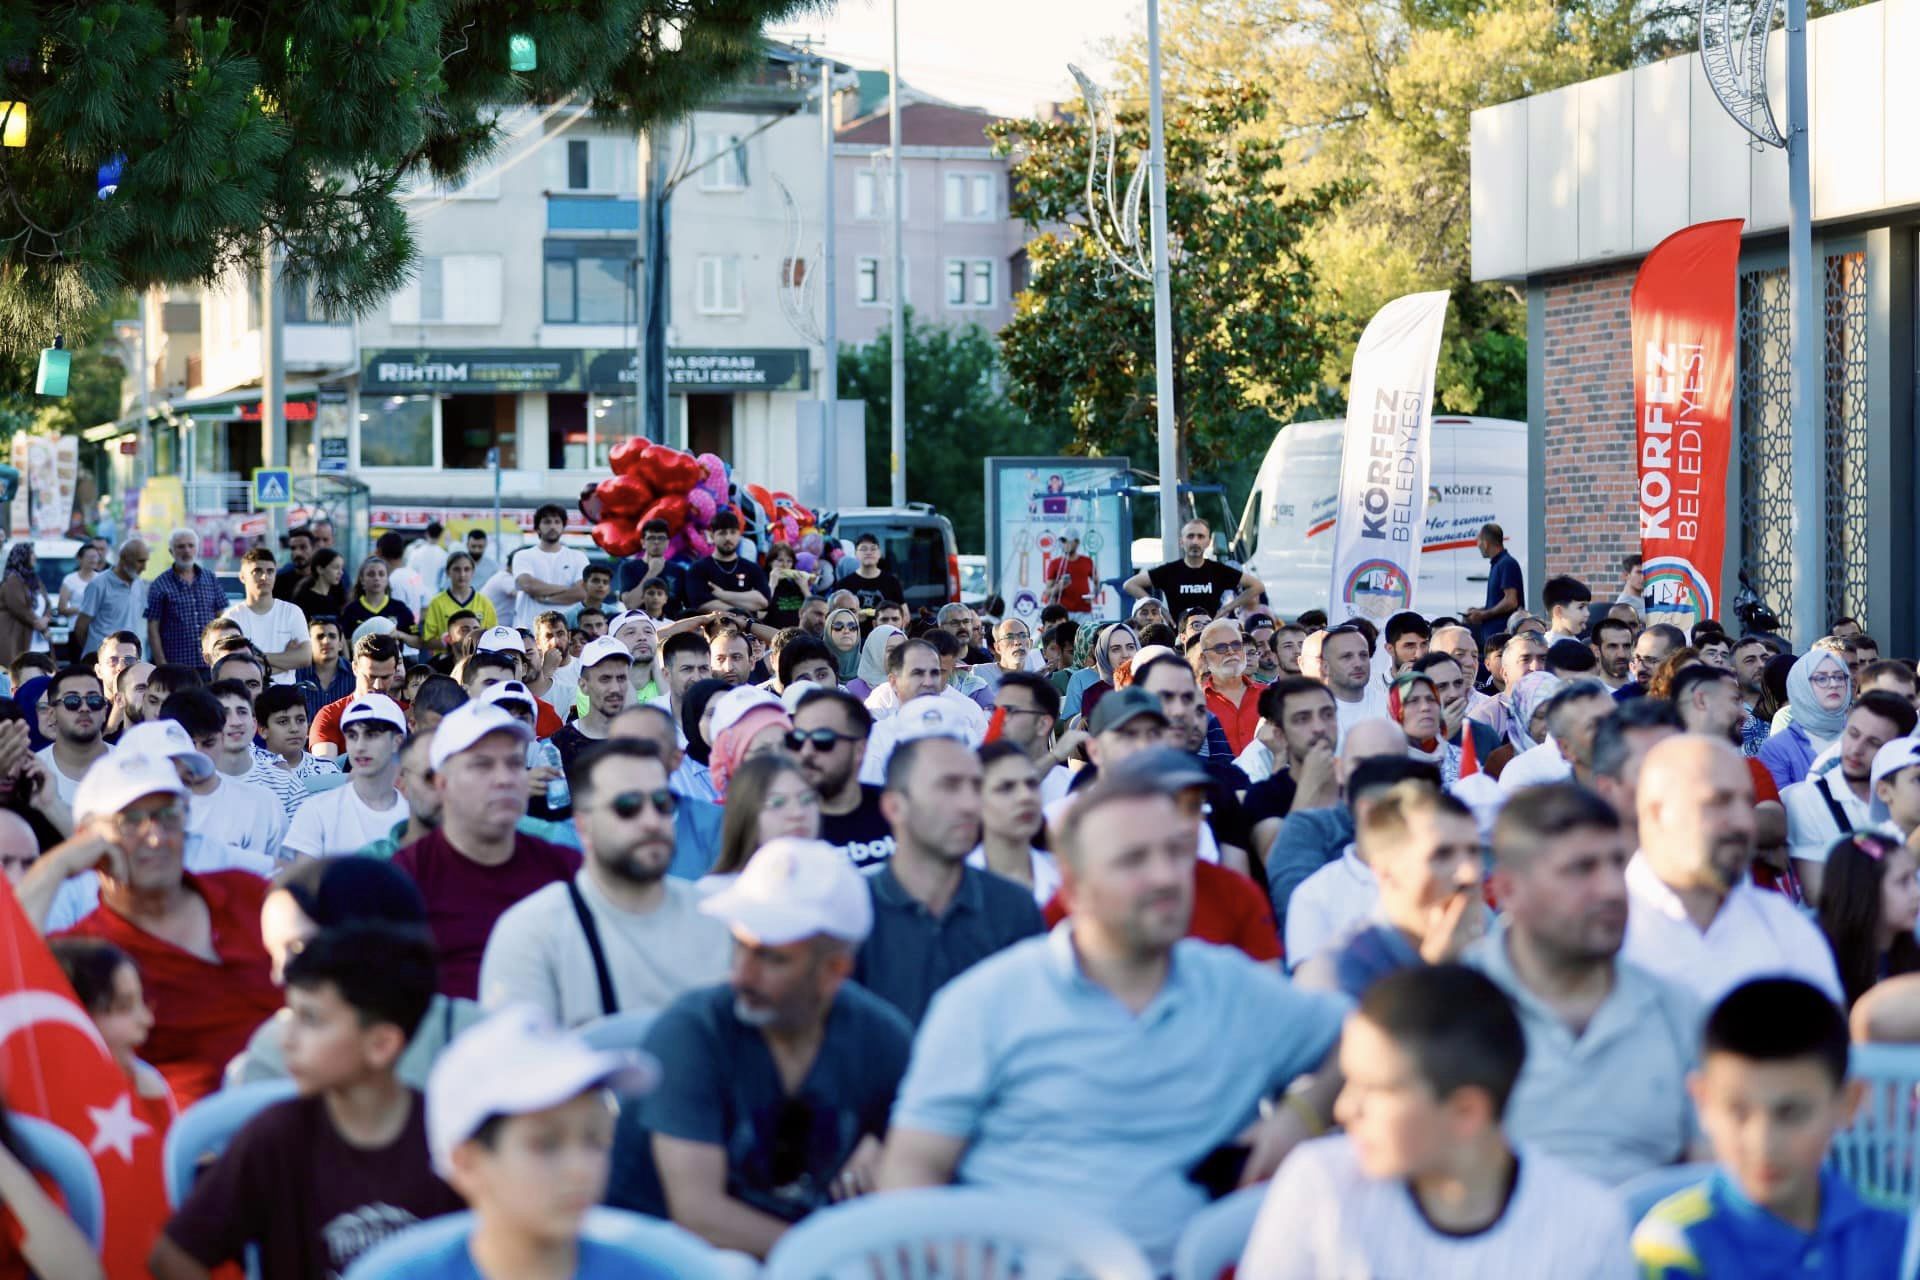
left=683, top=511, right=770, bottom=617
left=792, top=687, right=896, bottom=869
left=842, top=533, right=905, bottom=613
left=1122, top=517, right=1263, bottom=616
left=1244, top=677, right=1343, bottom=862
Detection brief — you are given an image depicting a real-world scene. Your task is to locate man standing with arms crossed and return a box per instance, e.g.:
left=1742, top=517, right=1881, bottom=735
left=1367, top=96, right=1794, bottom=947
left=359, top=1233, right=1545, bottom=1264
left=1122, top=518, right=1263, bottom=616
left=511, top=504, right=590, bottom=631
left=221, top=547, right=311, bottom=685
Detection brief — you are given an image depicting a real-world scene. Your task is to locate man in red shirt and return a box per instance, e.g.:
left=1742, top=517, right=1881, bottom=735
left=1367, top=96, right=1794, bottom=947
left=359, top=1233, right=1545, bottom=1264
left=1043, top=532, right=1097, bottom=617
left=308, top=632, right=406, bottom=758
left=393, top=702, right=579, bottom=999
left=1197, top=618, right=1266, bottom=757
left=22, top=749, right=278, bottom=1104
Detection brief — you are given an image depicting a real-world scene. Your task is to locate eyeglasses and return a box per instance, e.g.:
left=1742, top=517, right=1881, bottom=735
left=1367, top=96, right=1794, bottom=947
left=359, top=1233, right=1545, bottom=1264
left=607, top=789, right=678, bottom=819
left=108, top=802, right=187, bottom=837
left=55, top=694, right=108, bottom=712
left=829, top=621, right=860, bottom=633
left=786, top=728, right=858, bottom=752
left=1203, top=641, right=1245, bottom=658
left=996, top=704, right=1049, bottom=718
left=1808, top=672, right=1850, bottom=689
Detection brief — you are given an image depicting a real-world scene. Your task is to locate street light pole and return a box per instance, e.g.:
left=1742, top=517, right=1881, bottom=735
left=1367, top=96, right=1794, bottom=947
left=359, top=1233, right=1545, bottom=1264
left=1782, top=0, right=1821, bottom=649
left=821, top=54, right=840, bottom=507
left=1145, top=0, right=1179, bottom=558
left=888, top=0, right=906, bottom=507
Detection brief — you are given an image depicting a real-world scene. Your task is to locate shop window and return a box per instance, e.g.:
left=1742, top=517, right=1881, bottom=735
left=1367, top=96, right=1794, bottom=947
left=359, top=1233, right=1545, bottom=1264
left=360, top=395, right=435, bottom=467
left=549, top=392, right=639, bottom=470
left=441, top=394, right=516, bottom=470
left=544, top=240, right=638, bottom=325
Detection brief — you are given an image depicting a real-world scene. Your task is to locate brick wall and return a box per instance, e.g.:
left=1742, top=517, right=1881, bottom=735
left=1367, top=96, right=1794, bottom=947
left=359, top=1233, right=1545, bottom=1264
left=1537, top=263, right=1640, bottom=595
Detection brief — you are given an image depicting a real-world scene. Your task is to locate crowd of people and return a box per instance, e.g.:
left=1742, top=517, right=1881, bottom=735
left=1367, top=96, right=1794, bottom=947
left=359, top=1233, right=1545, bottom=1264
left=0, top=508, right=1914, bottom=1277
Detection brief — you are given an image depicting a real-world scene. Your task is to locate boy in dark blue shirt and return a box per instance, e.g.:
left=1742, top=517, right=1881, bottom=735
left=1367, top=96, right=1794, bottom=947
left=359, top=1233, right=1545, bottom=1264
left=1633, top=978, right=1904, bottom=1278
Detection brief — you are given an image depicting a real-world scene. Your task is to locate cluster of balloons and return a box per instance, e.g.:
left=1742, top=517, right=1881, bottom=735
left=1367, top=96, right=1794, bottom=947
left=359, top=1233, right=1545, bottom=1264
left=740, top=484, right=828, bottom=574
left=581, top=440, right=733, bottom=560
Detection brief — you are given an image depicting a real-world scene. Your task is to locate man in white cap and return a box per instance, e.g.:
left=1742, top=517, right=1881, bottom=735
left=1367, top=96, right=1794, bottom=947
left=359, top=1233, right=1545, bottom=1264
left=393, top=702, right=581, bottom=1000
left=480, top=738, right=728, bottom=1027
left=283, top=693, right=411, bottom=859
left=857, top=693, right=976, bottom=789
left=609, top=837, right=913, bottom=1254
left=424, top=1006, right=664, bottom=1277
left=472, top=624, right=565, bottom=738
left=20, top=747, right=280, bottom=1104
left=549, top=637, right=632, bottom=771
left=307, top=632, right=404, bottom=759
left=606, top=609, right=663, bottom=703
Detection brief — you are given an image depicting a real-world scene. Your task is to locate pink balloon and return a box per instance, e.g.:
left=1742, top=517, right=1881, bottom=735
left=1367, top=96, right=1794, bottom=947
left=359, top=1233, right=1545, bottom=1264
left=795, top=551, right=818, bottom=572
left=684, top=528, right=712, bottom=558
left=686, top=488, right=717, bottom=523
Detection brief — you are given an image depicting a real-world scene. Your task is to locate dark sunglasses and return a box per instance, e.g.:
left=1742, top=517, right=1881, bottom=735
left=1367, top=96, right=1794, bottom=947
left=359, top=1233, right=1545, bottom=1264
left=786, top=728, right=857, bottom=752
left=608, top=788, right=678, bottom=819
left=55, top=694, right=108, bottom=712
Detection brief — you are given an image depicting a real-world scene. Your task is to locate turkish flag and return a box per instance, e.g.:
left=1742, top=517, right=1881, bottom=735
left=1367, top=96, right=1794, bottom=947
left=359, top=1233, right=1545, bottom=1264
left=0, top=879, right=169, bottom=1278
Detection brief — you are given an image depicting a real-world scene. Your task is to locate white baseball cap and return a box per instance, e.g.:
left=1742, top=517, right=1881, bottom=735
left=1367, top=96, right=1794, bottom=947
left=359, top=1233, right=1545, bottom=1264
left=709, top=686, right=785, bottom=738
left=892, top=694, right=972, bottom=746
left=73, top=749, right=188, bottom=824
left=428, top=701, right=534, bottom=772
left=425, top=1005, right=658, bottom=1180
left=1869, top=738, right=1920, bottom=823
left=1130, top=644, right=1176, bottom=669
left=476, top=626, right=527, bottom=655
left=699, top=837, right=874, bottom=946
left=340, top=692, right=408, bottom=733
left=477, top=679, right=536, bottom=713
left=607, top=609, right=654, bottom=638
left=350, top=615, right=399, bottom=648
left=578, top=636, right=633, bottom=670
left=115, top=720, right=213, bottom=784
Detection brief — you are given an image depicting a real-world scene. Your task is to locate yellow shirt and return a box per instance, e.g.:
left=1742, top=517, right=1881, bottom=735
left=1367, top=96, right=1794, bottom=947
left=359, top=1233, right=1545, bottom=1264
left=421, top=588, right=496, bottom=646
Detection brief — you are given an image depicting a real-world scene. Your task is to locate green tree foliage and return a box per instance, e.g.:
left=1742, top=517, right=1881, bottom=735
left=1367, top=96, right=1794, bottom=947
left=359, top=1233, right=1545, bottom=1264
left=0, top=0, right=812, bottom=354
left=990, top=88, right=1339, bottom=498
left=837, top=309, right=1061, bottom=552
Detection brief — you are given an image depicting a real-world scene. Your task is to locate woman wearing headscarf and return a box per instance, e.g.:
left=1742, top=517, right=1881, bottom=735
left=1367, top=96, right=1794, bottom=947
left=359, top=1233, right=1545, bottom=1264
left=1758, top=649, right=1853, bottom=791
left=10, top=674, right=52, bottom=755
left=672, top=677, right=731, bottom=803
left=0, top=545, right=49, bottom=668
left=825, top=606, right=863, bottom=684
left=1067, top=623, right=1139, bottom=724
left=846, top=624, right=903, bottom=702
left=1389, top=671, right=1462, bottom=785
left=706, top=687, right=795, bottom=802
left=1505, top=670, right=1566, bottom=755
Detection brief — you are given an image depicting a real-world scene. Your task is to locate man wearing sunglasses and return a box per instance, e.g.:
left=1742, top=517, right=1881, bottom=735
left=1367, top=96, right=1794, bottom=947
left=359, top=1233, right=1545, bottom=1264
left=479, top=738, right=729, bottom=1029
left=792, top=689, right=892, bottom=870
left=1198, top=619, right=1264, bottom=757
left=34, top=665, right=110, bottom=809
left=549, top=638, right=634, bottom=772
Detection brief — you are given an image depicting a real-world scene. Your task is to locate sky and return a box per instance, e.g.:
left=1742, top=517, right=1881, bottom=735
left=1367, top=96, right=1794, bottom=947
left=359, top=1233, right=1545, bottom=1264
left=773, top=0, right=1144, bottom=119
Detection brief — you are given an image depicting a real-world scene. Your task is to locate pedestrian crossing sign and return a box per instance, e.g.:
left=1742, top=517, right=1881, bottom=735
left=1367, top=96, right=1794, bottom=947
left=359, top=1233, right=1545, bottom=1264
left=253, top=468, right=292, bottom=509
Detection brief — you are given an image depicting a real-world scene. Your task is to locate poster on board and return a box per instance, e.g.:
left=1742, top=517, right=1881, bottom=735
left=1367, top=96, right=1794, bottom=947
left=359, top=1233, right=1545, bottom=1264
left=983, top=457, right=1131, bottom=631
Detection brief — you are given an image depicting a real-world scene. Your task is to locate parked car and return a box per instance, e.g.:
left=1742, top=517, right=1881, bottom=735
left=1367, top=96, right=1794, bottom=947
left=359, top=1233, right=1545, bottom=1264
left=957, top=555, right=988, bottom=607
left=824, top=505, right=961, bottom=616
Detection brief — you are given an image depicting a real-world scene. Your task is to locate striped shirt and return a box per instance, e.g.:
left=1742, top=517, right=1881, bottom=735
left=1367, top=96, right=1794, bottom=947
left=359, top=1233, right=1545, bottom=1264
left=244, top=746, right=316, bottom=818
left=1240, top=1136, right=1634, bottom=1280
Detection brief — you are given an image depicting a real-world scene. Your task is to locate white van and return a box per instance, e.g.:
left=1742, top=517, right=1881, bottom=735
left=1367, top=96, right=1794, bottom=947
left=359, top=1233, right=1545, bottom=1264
left=1233, top=416, right=1530, bottom=619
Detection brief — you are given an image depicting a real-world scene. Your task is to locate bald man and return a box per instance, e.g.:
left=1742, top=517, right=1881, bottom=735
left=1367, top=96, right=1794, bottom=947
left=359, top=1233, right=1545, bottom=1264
left=1265, top=717, right=1409, bottom=919
left=1620, top=734, right=1841, bottom=1006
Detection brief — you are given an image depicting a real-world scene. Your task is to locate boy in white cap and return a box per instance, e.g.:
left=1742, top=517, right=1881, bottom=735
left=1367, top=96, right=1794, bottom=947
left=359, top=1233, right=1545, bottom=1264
left=423, top=1005, right=668, bottom=1279
left=283, top=693, right=411, bottom=859
left=393, top=703, right=580, bottom=1000
left=609, top=838, right=913, bottom=1256
left=549, top=638, right=633, bottom=771
left=1869, top=737, right=1920, bottom=842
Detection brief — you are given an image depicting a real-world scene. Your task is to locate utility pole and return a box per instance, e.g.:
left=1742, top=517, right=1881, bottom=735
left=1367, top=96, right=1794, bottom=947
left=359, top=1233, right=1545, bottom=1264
left=821, top=53, right=840, bottom=506
left=261, top=245, right=286, bottom=548
left=888, top=0, right=906, bottom=506
left=1145, top=0, right=1179, bottom=559
left=1781, top=0, right=1821, bottom=648
left=642, top=126, right=672, bottom=445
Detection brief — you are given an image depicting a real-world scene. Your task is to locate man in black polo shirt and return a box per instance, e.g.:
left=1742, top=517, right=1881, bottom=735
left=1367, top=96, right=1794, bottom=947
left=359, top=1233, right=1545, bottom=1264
left=854, top=735, right=1043, bottom=1025
left=1121, top=518, right=1263, bottom=616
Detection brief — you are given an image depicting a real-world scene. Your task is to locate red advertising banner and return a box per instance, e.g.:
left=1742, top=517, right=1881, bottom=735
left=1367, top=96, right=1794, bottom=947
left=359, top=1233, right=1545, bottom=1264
left=1632, top=219, right=1742, bottom=628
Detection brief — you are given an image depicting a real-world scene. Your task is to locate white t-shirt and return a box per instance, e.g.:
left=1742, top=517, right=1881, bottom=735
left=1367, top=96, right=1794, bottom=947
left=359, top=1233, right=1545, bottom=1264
left=58, top=570, right=93, bottom=613
left=188, top=774, right=288, bottom=864
left=222, top=599, right=310, bottom=685
left=1284, top=846, right=1379, bottom=970
left=1781, top=770, right=1875, bottom=866
left=32, top=744, right=100, bottom=809
left=283, top=781, right=410, bottom=858
left=545, top=658, right=581, bottom=716
left=1239, top=1136, right=1635, bottom=1280
left=1497, top=739, right=1574, bottom=794
left=1332, top=683, right=1389, bottom=747
left=480, top=568, right=519, bottom=623
left=407, top=541, right=450, bottom=592
left=965, top=845, right=1061, bottom=907
left=512, top=544, right=590, bottom=630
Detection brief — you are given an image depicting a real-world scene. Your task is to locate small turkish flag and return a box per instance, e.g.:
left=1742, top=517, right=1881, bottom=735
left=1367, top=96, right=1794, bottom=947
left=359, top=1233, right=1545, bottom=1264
left=1458, top=722, right=1480, bottom=779
left=0, top=878, right=169, bottom=1278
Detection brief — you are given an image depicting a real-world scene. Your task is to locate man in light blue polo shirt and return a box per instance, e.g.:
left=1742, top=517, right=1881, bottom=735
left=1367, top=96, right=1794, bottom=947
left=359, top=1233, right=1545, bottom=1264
left=878, top=769, right=1348, bottom=1270
left=1469, top=780, right=1702, bottom=1185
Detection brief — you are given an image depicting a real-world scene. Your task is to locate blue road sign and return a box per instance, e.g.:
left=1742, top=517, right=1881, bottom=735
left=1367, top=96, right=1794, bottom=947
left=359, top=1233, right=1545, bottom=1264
left=253, top=468, right=292, bottom=508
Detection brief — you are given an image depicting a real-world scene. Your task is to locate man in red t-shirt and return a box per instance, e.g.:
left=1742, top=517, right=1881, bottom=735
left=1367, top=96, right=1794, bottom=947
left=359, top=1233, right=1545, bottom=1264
left=1043, top=533, right=1097, bottom=616
left=393, top=702, right=580, bottom=999
left=20, top=750, right=279, bottom=1105
left=308, top=632, right=407, bottom=759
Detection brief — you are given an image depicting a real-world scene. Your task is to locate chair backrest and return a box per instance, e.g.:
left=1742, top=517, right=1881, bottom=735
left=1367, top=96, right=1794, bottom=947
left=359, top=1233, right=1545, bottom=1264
left=1171, top=1185, right=1265, bottom=1280
left=578, top=1010, right=658, bottom=1053
left=1830, top=1042, right=1920, bottom=1212
left=163, top=1078, right=300, bottom=1208
left=343, top=1208, right=744, bottom=1280
left=1615, top=1162, right=1717, bottom=1228
left=9, top=1115, right=104, bottom=1249
left=764, top=1187, right=1155, bottom=1280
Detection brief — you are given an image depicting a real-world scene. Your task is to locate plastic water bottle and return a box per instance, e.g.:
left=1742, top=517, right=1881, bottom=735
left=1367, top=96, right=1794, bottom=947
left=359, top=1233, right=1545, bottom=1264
left=529, top=739, right=569, bottom=812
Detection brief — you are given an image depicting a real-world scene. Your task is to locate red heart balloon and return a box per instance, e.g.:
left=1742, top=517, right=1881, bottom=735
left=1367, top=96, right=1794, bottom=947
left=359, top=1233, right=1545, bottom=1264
left=597, top=473, right=654, bottom=518
left=608, top=438, right=649, bottom=478
left=638, top=493, right=691, bottom=534
left=593, top=519, right=646, bottom=558
left=641, top=444, right=705, bottom=493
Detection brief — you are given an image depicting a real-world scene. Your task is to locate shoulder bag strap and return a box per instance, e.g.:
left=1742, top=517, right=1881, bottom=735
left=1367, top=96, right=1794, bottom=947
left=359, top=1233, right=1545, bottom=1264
left=564, top=879, right=619, bottom=1017
left=1817, top=774, right=1856, bottom=836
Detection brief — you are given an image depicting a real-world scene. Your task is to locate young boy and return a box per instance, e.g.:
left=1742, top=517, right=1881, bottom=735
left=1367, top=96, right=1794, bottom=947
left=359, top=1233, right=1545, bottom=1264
left=256, top=684, right=341, bottom=787
left=152, top=921, right=463, bottom=1279
left=844, top=533, right=904, bottom=613
left=1542, top=575, right=1592, bottom=643
left=1240, top=965, right=1633, bottom=1278
left=418, top=1006, right=668, bottom=1278
left=208, top=678, right=306, bottom=819
left=1633, top=978, right=1905, bottom=1277
left=283, top=693, right=411, bottom=859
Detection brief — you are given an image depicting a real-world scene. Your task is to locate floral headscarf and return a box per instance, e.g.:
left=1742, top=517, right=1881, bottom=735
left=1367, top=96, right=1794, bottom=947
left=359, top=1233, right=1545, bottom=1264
left=1509, top=671, right=1566, bottom=753
left=3, top=544, right=33, bottom=585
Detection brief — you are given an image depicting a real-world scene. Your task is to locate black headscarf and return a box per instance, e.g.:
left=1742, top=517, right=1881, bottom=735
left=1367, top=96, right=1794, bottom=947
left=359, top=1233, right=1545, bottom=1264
left=680, top=677, right=730, bottom=767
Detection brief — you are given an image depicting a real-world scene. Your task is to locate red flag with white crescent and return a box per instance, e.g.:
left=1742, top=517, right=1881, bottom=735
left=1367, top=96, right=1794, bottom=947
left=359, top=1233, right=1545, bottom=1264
left=0, top=878, right=169, bottom=1278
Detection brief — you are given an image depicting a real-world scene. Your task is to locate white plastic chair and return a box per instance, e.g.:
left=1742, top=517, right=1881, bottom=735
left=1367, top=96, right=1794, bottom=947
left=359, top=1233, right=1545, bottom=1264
left=1172, top=1185, right=1265, bottom=1280
left=162, top=1078, right=299, bottom=1208
left=578, top=1009, right=659, bottom=1053
left=1830, top=1042, right=1920, bottom=1212
left=342, top=1207, right=747, bottom=1279
left=10, top=1115, right=104, bottom=1249
left=1615, top=1162, right=1716, bottom=1227
left=764, top=1187, right=1155, bottom=1280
